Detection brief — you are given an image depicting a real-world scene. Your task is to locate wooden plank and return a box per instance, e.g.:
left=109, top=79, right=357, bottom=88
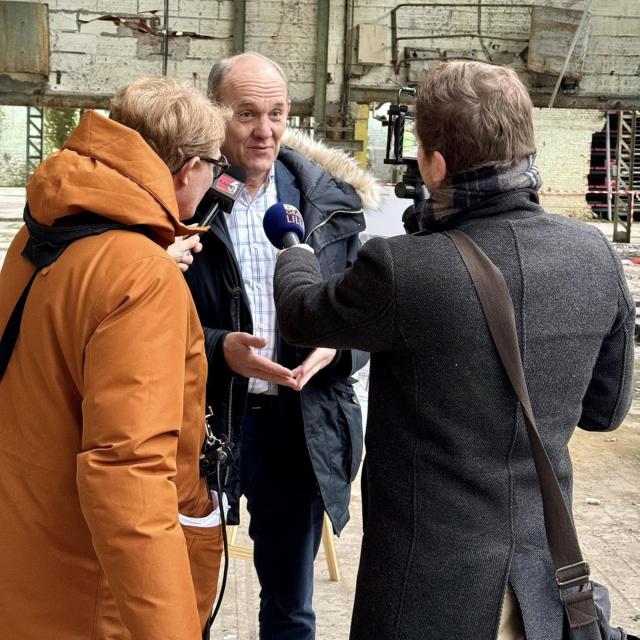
left=322, top=514, right=341, bottom=583
left=527, top=6, right=589, bottom=80
left=225, top=516, right=341, bottom=581
left=0, top=1, right=49, bottom=76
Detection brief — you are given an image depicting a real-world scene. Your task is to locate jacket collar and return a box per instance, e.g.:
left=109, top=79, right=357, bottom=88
left=275, top=146, right=365, bottom=244
left=415, top=188, right=544, bottom=235
left=274, top=159, right=301, bottom=212
left=208, top=152, right=365, bottom=252
left=281, top=129, right=380, bottom=210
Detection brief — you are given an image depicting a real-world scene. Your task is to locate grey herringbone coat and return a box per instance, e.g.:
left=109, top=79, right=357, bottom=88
left=274, top=190, right=634, bottom=640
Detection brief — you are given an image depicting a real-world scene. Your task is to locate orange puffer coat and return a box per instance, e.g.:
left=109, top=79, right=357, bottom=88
left=0, top=111, right=220, bottom=639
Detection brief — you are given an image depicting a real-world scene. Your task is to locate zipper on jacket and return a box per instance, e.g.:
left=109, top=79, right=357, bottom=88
left=227, top=285, right=243, bottom=462
left=304, top=208, right=363, bottom=244
left=217, top=234, right=243, bottom=486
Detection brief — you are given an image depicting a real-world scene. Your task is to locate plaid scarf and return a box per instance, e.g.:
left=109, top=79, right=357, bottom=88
left=417, top=156, right=542, bottom=229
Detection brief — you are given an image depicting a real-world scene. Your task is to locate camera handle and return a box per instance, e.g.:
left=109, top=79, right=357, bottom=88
left=394, top=160, right=427, bottom=203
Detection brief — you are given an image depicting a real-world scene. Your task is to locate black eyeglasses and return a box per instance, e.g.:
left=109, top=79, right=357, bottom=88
left=200, top=154, right=229, bottom=178
left=172, top=154, right=229, bottom=177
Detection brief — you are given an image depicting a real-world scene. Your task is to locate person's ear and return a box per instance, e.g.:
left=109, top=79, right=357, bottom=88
left=173, top=157, right=199, bottom=188
left=431, top=151, right=447, bottom=189
left=417, top=146, right=447, bottom=191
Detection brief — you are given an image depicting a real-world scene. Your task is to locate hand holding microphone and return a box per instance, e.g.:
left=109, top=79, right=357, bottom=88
left=263, top=203, right=313, bottom=253
left=168, top=165, right=247, bottom=271
left=264, top=203, right=334, bottom=390
left=192, top=164, right=247, bottom=228
left=167, top=232, right=203, bottom=272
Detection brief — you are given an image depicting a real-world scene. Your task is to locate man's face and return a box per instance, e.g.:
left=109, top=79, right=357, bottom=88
left=218, top=59, right=290, bottom=184
left=174, top=154, right=219, bottom=220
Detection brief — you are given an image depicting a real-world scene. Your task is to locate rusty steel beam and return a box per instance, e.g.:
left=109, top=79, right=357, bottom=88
left=4, top=87, right=636, bottom=113
left=0, top=92, right=113, bottom=109
left=527, top=91, right=639, bottom=111
left=233, top=0, right=246, bottom=54
left=0, top=91, right=316, bottom=115
left=313, top=0, right=331, bottom=131
left=349, top=85, right=640, bottom=111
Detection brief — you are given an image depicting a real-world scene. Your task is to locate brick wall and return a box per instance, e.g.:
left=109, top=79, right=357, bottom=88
left=13, top=0, right=635, bottom=108
left=365, top=105, right=604, bottom=219
left=347, top=0, right=640, bottom=105
left=533, top=107, right=604, bottom=218
left=41, top=0, right=233, bottom=96
left=22, top=0, right=324, bottom=105
left=0, top=0, right=627, bottom=203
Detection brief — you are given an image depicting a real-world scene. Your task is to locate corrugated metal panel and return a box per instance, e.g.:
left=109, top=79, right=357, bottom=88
left=0, top=1, right=49, bottom=77
left=527, top=6, right=589, bottom=81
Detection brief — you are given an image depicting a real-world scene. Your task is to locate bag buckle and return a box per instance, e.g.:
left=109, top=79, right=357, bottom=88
left=555, top=561, right=591, bottom=589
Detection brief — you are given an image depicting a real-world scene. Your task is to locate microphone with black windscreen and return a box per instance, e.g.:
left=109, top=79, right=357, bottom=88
left=192, top=165, right=247, bottom=228
left=263, top=203, right=306, bottom=249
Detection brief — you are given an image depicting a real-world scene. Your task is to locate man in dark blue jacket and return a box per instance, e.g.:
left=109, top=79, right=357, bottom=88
left=185, top=52, right=376, bottom=639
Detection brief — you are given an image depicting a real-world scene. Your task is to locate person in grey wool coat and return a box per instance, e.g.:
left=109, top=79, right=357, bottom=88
left=273, top=61, right=635, bottom=640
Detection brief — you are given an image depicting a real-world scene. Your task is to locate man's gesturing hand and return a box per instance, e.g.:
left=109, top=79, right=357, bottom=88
left=292, top=348, right=337, bottom=391
left=223, top=332, right=298, bottom=388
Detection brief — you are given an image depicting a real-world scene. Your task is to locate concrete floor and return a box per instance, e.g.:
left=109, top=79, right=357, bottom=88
left=215, top=390, right=640, bottom=639
left=0, top=188, right=639, bottom=638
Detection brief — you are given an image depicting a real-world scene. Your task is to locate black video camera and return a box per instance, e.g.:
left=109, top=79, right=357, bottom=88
left=383, top=87, right=425, bottom=201
left=383, top=87, right=427, bottom=233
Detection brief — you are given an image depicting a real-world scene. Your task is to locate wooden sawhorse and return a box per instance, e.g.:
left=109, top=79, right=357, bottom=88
left=226, top=513, right=341, bottom=582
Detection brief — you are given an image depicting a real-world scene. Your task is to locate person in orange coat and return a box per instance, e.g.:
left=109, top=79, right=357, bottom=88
left=0, top=77, right=229, bottom=639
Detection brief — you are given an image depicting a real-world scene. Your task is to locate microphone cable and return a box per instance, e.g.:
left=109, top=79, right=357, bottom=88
left=202, top=458, right=230, bottom=639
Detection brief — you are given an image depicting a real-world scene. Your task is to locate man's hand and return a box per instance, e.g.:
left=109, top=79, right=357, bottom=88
left=223, top=332, right=298, bottom=388
left=292, top=348, right=337, bottom=391
left=166, top=234, right=203, bottom=273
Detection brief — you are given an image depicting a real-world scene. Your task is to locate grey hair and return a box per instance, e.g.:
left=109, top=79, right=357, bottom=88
left=207, top=51, right=289, bottom=102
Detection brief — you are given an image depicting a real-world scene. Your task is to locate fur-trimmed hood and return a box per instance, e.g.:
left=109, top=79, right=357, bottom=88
left=281, top=129, right=380, bottom=211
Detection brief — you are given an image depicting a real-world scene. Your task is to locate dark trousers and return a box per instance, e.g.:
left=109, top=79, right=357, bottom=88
left=240, top=395, right=325, bottom=640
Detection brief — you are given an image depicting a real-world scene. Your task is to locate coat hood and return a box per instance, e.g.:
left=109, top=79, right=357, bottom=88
left=26, top=111, right=202, bottom=248
left=281, top=129, right=380, bottom=210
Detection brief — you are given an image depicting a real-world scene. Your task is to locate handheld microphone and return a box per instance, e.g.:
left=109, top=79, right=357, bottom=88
left=192, top=165, right=247, bottom=227
left=262, top=203, right=306, bottom=249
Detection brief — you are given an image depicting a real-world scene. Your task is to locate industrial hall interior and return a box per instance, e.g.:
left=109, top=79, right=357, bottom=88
left=0, top=0, right=639, bottom=639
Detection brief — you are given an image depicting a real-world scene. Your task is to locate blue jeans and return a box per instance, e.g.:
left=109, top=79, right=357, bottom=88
left=240, top=395, right=325, bottom=640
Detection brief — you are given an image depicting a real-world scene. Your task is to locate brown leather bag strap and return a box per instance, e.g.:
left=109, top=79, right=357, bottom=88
left=445, top=229, right=590, bottom=589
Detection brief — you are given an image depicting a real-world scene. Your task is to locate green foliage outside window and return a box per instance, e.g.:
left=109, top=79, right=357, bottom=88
left=0, top=107, right=26, bottom=187
left=0, top=107, right=80, bottom=186
left=44, top=108, right=80, bottom=156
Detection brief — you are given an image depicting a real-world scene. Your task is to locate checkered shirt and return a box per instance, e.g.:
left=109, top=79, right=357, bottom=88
left=225, top=169, right=279, bottom=394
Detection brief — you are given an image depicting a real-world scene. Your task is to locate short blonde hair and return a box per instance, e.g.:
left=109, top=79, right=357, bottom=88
left=415, top=61, right=536, bottom=175
left=109, top=76, right=230, bottom=173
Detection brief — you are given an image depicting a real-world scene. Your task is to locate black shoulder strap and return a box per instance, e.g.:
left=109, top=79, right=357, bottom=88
left=1, top=207, right=148, bottom=382
left=445, top=228, right=600, bottom=630
left=0, top=269, right=38, bottom=381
